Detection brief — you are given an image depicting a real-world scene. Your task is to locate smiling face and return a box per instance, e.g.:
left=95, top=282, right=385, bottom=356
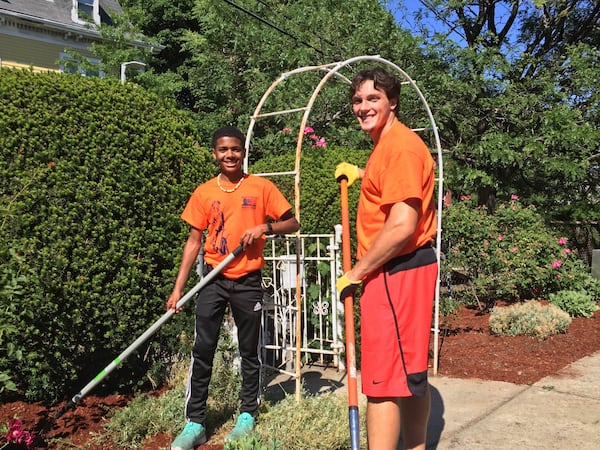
left=351, top=79, right=398, bottom=143
left=212, top=136, right=246, bottom=181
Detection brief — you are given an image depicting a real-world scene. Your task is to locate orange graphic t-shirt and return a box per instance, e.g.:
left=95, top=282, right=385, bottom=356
left=181, top=174, right=292, bottom=279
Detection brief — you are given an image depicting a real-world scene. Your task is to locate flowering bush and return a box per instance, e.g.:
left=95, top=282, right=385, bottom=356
left=442, top=195, right=593, bottom=305
left=276, top=126, right=327, bottom=151
left=250, top=125, right=329, bottom=160
left=283, top=125, right=327, bottom=150
left=1, top=419, right=35, bottom=449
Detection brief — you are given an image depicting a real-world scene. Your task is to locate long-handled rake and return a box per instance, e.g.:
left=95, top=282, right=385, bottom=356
left=50, top=244, right=244, bottom=423
left=338, top=176, right=360, bottom=450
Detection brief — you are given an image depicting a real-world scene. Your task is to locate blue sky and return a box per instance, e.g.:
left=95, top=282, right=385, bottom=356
left=387, top=0, right=467, bottom=43
left=389, top=1, right=438, bottom=32
left=388, top=1, right=523, bottom=50
left=389, top=0, right=427, bottom=30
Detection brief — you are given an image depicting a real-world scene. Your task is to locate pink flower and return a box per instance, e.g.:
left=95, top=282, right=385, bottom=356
left=315, top=138, right=326, bottom=148
left=497, top=235, right=504, bottom=241
left=557, top=237, right=568, bottom=245
left=556, top=274, right=561, bottom=279
left=282, top=127, right=291, bottom=134
left=303, top=126, right=314, bottom=134
left=564, top=248, right=572, bottom=254
left=510, top=247, right=519, bottom=253
left=459, top=194, right=472, bottom=201
left=310, top=134, right=318, bottom=141
left=551, top=259, right=562, bottom=269
left=6, top=419, right=24, bottom=441
left=5, top=419, right=36, bottom=448
left=511, top=194, right=519, bottom=200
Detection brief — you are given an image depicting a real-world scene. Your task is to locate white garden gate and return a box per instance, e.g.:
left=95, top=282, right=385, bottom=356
left=260, top=230, right=345, bottom=375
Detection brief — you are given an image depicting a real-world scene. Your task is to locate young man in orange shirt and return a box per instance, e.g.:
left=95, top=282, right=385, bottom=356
left=336, top=68, right=438, bottom=450
left=168, top=126, right=299, bottom=450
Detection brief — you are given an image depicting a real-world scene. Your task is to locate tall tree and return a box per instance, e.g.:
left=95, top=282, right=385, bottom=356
left=120, top=0, right=431, bottom=151
left=398, top=0, right=599, bottom=221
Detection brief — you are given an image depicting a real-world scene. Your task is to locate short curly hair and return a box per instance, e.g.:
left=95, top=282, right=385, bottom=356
left=211, top=126, right=246, bottom=148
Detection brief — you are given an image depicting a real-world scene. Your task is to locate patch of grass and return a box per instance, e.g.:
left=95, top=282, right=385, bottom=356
left=224, top=432, right=282, bottom=449
left=99, top=365, right=368, bottom=449
left=254, top=390, right=367, bottom=450
left=97, top=316, right=369, bottom=450
left=95, top=385, right=185, bottom=448
left=101, top=332, right=244, bottom=448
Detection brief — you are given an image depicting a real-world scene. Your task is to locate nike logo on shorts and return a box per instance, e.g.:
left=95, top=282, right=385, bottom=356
left=253, top=302, right=262, bottom=311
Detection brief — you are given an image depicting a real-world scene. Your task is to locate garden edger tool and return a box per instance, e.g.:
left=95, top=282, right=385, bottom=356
left=51, top=244, right=244, bottom=423
left=338, top=175, right=360, bottom=450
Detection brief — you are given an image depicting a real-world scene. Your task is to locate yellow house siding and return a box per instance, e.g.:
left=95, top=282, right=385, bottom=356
left=0, top=34, right=94, bottom=72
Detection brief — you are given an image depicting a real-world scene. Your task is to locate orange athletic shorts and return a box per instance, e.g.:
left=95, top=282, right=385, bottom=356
left=360, top=245, right=438, bottom=398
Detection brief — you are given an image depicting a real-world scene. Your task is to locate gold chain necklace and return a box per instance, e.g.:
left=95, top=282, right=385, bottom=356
left=217, top=173, right=244, bottom=193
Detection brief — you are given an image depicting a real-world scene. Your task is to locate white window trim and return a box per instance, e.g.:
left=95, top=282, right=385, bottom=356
left=71, top=0, right=100, bottom=26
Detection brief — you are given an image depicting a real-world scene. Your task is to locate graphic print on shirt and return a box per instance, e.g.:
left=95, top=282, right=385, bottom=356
left=209, top=200, right=229, bottom=255
left=242, top=196, right=258, bottom=208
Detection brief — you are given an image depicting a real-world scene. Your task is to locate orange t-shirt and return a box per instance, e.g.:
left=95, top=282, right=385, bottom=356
left=181, top=174, right=292, bottom=279
left=356, top=120, right=437, bottom=259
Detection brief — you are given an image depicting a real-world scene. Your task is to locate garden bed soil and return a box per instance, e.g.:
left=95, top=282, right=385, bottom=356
left=2, top=303, right=599, bottom=449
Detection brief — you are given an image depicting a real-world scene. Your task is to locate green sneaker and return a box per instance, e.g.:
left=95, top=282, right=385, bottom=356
left=225, top=412, right=255, bottom=441
left=171, top=421, right=207, bottom=450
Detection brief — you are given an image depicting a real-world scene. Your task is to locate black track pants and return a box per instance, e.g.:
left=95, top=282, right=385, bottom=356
left=184, top=270, right=263, bottom=424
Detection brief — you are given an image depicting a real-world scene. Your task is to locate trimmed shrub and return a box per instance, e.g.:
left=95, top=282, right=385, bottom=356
left=1, top=69, right=214, bottom=402
left=549, top=290, right=599, bottom=318
left=489, top=301, right=571, bottom=339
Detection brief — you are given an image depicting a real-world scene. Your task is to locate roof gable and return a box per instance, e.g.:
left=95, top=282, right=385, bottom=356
left=0, top=0, right=124, bottom=30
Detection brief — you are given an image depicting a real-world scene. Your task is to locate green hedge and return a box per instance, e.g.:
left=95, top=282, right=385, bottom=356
left=0, top=69, right=214, bottom=402
left=251, top=145, right=370, bottom=236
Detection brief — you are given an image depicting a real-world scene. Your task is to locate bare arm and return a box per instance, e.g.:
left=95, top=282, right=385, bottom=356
left=347, top=198, right=420, bottom=281
left=166, top=226, right=203, bottom=311
left=269, top=210, right=300, bottom=235
left=240, top=210, right=300, bottom=249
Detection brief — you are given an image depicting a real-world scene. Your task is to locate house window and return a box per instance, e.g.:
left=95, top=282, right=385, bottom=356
left=78, top=0, right=94, bottom=21
left=72, top=0, right=100, bottom=25
left=59, top=52, right=104, bottom=78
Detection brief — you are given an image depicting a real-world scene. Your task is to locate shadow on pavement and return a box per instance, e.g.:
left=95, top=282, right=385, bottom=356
left=262, top=368, right=346, bottom=403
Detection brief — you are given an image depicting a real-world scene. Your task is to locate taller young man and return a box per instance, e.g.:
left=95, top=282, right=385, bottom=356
left=168, top=126, right=299, bottom=450
left=335, top=68, right=438, bottom=450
